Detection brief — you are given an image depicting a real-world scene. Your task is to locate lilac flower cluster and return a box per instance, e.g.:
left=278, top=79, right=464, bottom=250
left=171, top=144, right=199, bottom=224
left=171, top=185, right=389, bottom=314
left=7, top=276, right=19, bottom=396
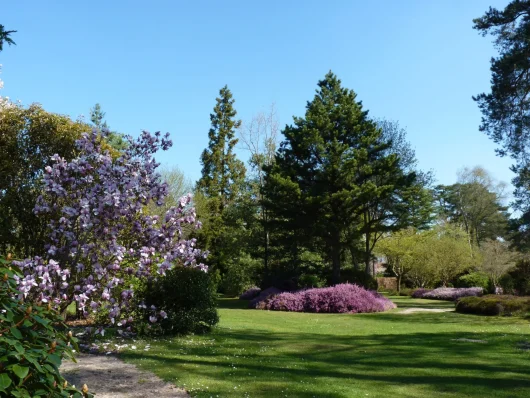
left=239, top=286, right=261, bottom=300
left=13, top=129, right=207, bottom=327
left=255, top=284, right=396, bottom=313
left=412, top=287, right=483, bottom=301
left=411, top=288, right=432, bottom=298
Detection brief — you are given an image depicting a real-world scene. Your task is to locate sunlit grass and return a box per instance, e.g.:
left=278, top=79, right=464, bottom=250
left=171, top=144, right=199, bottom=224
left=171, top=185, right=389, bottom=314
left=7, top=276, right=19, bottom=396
left=121, top=296, right=530, bottom=397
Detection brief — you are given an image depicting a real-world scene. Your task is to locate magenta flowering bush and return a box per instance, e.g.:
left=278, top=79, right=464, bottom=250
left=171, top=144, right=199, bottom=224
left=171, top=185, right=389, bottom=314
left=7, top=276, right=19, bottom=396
left=413, top=287, right=483, bottom=301
left=13, top=129, right=207, bottom=329
left=239, top=286, right=261, bottom=300
left=257, top=284, right=396, bottom=314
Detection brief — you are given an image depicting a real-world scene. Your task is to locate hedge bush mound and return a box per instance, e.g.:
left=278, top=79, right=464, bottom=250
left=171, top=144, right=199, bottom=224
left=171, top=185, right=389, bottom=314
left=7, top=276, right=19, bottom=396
left=249, top=287, right=282, bottom=309
left=135, top=266, right=219, bottom=335
left=412, top=287, right=483, bottom=301
left=456, top=295, right=530, bottom=316
left=0, top=256, right=91, bottom=397
left=258, top=284, right=396, bottom=314
left=239, top=287, right=261, bottom=300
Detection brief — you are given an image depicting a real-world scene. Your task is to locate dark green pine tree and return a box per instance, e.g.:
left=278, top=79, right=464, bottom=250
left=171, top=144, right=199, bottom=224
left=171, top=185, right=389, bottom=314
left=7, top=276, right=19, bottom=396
left=264, top=72, right=420, bottom=283
left=473, top=1, right=530, bottom=250
left=196, top=86, right=247, bottom=273
left=89, top=103, right=128, bottom=151
left=198, top=85, right=246, bottom=212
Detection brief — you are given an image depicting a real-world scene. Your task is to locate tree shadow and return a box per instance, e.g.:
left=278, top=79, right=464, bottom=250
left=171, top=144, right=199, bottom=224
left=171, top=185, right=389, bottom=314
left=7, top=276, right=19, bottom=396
left=122, top=327, right=530, bottom=397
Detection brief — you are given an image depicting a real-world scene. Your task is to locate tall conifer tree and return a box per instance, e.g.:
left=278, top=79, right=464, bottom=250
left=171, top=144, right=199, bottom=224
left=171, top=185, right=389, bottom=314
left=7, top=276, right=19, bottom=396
left=264, top=72, right=423, bottom=282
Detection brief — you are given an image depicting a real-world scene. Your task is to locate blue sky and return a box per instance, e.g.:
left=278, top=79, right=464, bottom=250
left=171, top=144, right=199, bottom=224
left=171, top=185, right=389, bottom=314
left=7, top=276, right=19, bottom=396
left=1, top=0, right=513, bottom=192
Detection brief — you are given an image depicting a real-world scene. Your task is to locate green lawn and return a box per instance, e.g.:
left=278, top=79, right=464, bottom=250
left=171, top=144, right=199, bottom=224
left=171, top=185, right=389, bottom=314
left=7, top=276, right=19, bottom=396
left=121, top=296, right=530, bottom=397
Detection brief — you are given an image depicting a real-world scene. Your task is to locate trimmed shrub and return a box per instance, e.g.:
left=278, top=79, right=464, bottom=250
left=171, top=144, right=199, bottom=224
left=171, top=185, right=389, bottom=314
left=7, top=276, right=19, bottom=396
left=456, top=272, right=490, bottom=291
left=413, top=287, right=483, bottom=301
left=258, top=284, right=396, bottom=314
left=135, top=266, right=219, bottom=335
left=239, top=287, right=261, bottom=300
left=249, top=287, right=282, bottom=309
left=0, top=256, right=91, bottom=397
left=339, top=268, right=378, bottom=290
left=456, top=295, right=530, bottom=316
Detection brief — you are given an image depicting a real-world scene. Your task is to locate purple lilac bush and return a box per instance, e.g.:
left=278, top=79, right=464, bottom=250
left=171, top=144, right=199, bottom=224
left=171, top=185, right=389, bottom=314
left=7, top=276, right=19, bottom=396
left=257, top=284, right=396, bottom=314
left=13, top=129, right=207, bottom=330
left=239, top=286, right=261, bottom=300
left=413, top=287, right=483, bottom=301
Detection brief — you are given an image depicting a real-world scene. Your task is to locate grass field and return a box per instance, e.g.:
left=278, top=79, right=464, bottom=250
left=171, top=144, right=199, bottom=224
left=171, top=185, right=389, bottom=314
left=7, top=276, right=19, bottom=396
left=121, top=296, right=530, bottom=397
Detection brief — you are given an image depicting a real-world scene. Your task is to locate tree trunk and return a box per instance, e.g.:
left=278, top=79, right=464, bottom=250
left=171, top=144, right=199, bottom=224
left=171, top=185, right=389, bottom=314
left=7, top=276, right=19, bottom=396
left=350, top=247, right=360, bottom=271
left=364, top=234, right=371, bottom=275
left=331, top=244, right=341, bottom=285
left=397, top=274, right=402, bottom=294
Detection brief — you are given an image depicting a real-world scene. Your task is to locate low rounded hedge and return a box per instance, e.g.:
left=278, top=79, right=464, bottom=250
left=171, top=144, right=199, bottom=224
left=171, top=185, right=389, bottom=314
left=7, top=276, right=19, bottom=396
left=135, top=266, right=219, bottom=335
left=256, top=283, right=396, bottom=314
left=456, top=295, right=530, bottom=316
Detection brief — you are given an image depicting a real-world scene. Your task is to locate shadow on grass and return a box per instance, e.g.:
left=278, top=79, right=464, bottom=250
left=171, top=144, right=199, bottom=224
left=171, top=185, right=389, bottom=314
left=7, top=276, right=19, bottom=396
left=217, top=297, right=249, bottom=310
left=122, top=326, right=530, bottom=398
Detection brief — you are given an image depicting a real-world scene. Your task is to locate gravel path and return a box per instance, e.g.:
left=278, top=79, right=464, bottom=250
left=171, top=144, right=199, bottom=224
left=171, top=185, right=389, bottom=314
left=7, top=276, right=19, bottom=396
left=397, top=308, right=454, bottom=314
left=61, top=354, right=189, bottom=398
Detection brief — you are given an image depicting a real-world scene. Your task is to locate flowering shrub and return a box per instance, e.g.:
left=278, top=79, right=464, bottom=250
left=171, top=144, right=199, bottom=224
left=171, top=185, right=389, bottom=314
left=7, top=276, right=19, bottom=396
left=0, top=255, right=92, bottom=397
left=257, top=284, right=396, bottom=314
left=249, top=287, right=282, bottom=309
left=411, top=288, right=432, bottom=298
left=239, top=287, right=261, bottom=300
left=12, top=129, right=207, bottom=329
left=413, top=287, right=483, bottom=301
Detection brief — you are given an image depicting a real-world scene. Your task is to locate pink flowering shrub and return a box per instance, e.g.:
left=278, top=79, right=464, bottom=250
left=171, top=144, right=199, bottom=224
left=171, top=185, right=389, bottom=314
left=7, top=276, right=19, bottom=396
left=13, top=129, right=207, bottom=329
left=413, top=287, right=483, bottom=301
left=257, top=284, right=396, bottom=313
left=239, top=286, right=261, bottom=300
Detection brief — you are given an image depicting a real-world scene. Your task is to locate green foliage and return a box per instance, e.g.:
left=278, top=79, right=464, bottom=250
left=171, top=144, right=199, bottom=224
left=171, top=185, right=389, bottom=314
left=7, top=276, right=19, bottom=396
left=220, top=253, right=261, bottom=296
left=263, top=72, right=430, bottom=283
left=473, top=2, right=530, bottom=250
left=499, top=274, right=516, bottom=295
left=436, top=167, right=510, bottom=246
left=298, top=273, right=326, bottom=289
left=456, top=272, right=490, bottom=291
left=135, top=266, right=219, bottom=335
left=0, top=255, right=91, bottom=397
left=508, top=258, right=530, bottom=296
left=456, top=295, right=530, bottom=316
left=0, top=103, right=91, bottom=257
left=338, top=268, right=378, bottom=291
left=0, top=24, right=16, bottom=52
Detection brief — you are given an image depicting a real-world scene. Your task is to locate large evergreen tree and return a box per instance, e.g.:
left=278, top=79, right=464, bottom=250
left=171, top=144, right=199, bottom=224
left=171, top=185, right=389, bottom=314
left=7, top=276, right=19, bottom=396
left=196, top=86, right=247, bottom=275
left=264, top=72, right=422, bottom=283
left=473, top=1, right=530, bottom=250
left=197, top=86, right=246, bottom=211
